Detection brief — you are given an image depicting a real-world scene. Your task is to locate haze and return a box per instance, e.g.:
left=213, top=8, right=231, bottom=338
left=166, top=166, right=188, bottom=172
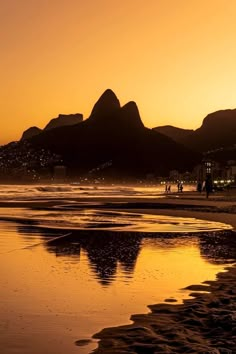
left=1, top=0, right=236, bottom=144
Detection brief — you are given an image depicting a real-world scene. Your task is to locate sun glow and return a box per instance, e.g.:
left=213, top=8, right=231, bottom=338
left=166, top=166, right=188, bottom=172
left=1, top=0, right=236, bottom=144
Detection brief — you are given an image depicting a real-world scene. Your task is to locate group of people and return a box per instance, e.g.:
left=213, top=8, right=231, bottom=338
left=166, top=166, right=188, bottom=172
left=165, top=177, right=215, bottom=198
left=165, top=182, right=183, bottom=193
left=197, top=176, right=212, bottom=198
left=165, top=177, right=214, bottom=198
left=177, top=182, right=183, bottom=192
left=165, top=184, right=171, bottom=193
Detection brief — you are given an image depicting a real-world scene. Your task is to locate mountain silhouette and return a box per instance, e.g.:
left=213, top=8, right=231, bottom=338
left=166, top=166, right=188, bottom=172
left=44, top=113, right=83, bottom=130
left=29, top=89, right=199, bottom=178
left=21, top=113, right=83, bottom=141
left=183, top=109, right=236, bottom=152
left=155, top=109, right=236, bottom=154
left=21, top=126, right=42, bottom=141
left=153, top=126, right=193, bottom=144
left=90, top=89, right=120, bottom=118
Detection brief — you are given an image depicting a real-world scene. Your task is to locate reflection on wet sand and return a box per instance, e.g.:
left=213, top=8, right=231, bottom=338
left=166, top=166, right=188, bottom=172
left=199, top=231, right=236, bottom=264
left=18, top=226, right=142, bottom=286
left=1, top=214, right=235, bottom=354
left=78, top=232, right=141, bottom=286
left=17, top=225, right=236, bottom=286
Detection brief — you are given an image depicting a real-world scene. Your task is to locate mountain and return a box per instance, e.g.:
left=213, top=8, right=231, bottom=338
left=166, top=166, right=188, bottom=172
left=182, top=109, right=236, bottom=152
left=21, top=126, right=42, bottom=141
left=153, top=125, right=193, bottom=144
left=89, top=89, right=120, bottom=118
left=20, top=113, right=83, bottom=141
left=154, top=110, right=236, bottom=159
left=44, top=113, right=83, bottom=131
left=29, top=89, right=200, bottom=178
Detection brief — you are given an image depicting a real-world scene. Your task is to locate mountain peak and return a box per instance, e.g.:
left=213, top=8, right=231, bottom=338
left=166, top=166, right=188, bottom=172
left=202, top=109, right=236, bottom=128
left=44, top=113, right=83, bottom=131
left=90, top=89, right=120, bottom=117
left=121, top=101, right=144, bottom=129
left=21, top=126, right=42, bottom=141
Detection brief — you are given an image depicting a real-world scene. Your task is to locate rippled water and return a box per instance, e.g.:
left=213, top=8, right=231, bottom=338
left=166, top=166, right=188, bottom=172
left=0, top=207, right=232, bottom=232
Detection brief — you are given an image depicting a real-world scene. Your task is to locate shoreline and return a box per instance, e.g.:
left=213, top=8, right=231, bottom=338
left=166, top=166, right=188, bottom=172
left=91, top=193, right=236, bottom=353
left=93, top=264, right=236, bottom=353
left=89, top=193, right=236, bottom=353
left=0, top=191, right=236, bottom=353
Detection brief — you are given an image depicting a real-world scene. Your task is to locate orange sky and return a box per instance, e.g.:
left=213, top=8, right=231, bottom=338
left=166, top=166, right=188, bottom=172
left=1, top=0, right=236, bottom=144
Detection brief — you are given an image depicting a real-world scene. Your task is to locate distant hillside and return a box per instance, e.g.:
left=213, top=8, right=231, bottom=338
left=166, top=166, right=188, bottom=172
left=154, top=110, right=236, bottom=160
left=21, top=126, right=42, bottom=141
left=182, top=109, right=236, bottom=152
left=21, top=113, right=83, bottom=141
left=44, top=113, right=83, bottom=131
left=153, top=125, right=193, bottom=144
left=29, top=89, right=200, bottom=178
left=205, top=145, right=236, bottom=163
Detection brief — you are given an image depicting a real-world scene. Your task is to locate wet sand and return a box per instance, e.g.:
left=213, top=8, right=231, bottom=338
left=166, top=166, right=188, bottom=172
left=94, top=265, right=236, bottom=353
left=0, top=189, right=236, bottom=353
left=91, top=191, right=236, bottom=353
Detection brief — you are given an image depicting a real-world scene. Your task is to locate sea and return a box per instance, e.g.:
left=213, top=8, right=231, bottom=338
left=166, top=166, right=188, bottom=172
left=0, top=183, right=234, bottom=354
left=0, top=183, right=194, bottom=201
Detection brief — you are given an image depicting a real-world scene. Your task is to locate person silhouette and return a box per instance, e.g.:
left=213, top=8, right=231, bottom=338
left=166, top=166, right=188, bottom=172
left=197, top=181, right=202, bottom=193
left=205, top=176, right=212, bottom=198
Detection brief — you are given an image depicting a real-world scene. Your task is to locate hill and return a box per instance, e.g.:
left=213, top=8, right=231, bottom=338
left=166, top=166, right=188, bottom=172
left=154, top=110, right=236, bottom=161
left=21, top=113, right=83, bottom=141
left=153, top=126, right=193, bottom=144
left=44, top=113, right=83, bottom=131
left=21, top=126, right=42, bottom=141
left=29, top=89, right=200, bottom=178
left=183, top=109, right=236, bottom=152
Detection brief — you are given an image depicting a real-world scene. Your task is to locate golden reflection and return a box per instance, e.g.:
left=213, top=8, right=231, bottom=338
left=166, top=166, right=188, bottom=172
left=0, top=221, right=234, bottom=354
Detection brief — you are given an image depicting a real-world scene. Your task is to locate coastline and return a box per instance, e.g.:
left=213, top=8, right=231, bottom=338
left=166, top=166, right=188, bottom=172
left=91, top=192, right=236, bottom=353
left=0, top=189, right=236, bottom=353
left=93, top=264, right=236, bottom=353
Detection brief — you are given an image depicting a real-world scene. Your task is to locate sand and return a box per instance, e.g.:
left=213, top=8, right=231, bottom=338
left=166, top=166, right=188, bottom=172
left=0, top=189, right=236, bottom=353
left=93, top=265, right=236, bottom=353
left=92, top=191, right=236, bottom=354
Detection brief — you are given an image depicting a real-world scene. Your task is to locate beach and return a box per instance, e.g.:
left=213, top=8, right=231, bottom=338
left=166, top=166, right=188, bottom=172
left=94, top=265, right=236, bottom=353
left=92, top=190, right=236, bottom=353
left=0, top=185, right=236, bottom=353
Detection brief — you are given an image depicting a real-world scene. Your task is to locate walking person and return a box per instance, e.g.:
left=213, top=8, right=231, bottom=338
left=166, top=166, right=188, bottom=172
left=205, top=176, right=212, bottom=199
left=177, top=181, right=180, bottom=192
left=197, top=181, right=202, bottom=193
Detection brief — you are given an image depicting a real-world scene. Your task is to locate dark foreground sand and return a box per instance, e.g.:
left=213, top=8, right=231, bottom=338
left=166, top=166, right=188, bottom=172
left=94, top=265, right=236, bottom=353
left=92, top=192, right=236, bottom=354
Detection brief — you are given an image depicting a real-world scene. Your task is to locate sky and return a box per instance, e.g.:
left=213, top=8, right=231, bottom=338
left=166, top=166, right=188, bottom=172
left=1, top=0, right=236, bottom=144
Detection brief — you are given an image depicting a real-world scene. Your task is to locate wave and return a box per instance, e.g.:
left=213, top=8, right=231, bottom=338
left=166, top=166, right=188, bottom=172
left=0, top=183, right=196, bottom=202
left=36, top=186, right=73, bottom=192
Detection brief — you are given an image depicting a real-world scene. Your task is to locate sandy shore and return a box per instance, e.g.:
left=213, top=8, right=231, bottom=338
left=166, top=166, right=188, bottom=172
left=91, top=192, right=236, bottom=354
left=94, top=265, right=236, bottom=353
left=0, top=190, right=236, bottom=353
